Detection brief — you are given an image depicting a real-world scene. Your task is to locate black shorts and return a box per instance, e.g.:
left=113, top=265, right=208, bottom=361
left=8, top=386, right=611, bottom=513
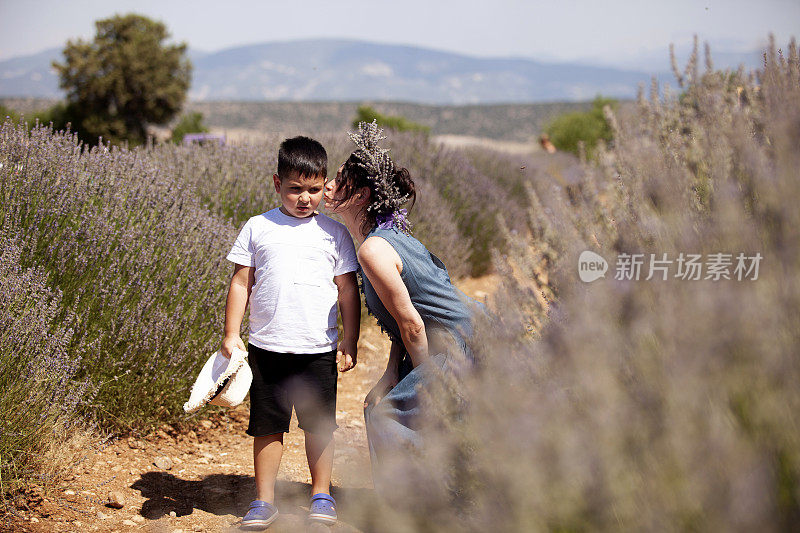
left=246, top=344, right=338, bottom=437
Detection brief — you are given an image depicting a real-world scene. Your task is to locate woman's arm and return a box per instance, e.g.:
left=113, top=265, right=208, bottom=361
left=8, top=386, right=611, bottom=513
left=358, top=236, right=429, bottom=368
left=364, top=339, right=403, bottom=408
left=221, top=263, right=254, bottom=358
left=384, top=338, right=403, bottom=377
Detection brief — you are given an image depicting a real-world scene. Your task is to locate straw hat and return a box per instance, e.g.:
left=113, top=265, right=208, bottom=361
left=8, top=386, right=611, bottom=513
left=183, top=348, right=252, bottom=413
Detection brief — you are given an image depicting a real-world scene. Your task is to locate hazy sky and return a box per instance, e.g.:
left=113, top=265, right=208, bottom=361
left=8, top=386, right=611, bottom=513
left=1, top=0, right=797, bottom=66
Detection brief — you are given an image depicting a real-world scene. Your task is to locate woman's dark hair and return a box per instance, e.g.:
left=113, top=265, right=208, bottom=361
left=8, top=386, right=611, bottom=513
left=339, top=152, right=416, bottom=235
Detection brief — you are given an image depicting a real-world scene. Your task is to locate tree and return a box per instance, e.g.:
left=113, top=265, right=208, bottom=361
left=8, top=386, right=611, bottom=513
left=53, top=14, right=191, bottom=146
left=544, top=96, right=617, bottom=158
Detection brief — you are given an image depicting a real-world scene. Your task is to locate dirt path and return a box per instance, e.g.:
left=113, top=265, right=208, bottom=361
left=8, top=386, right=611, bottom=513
left=6, top=276, right=497, bottom=533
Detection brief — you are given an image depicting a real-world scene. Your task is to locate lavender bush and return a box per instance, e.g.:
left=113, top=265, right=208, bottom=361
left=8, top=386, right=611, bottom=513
left=145, top=139, right=281, bottom=227
left=385, top=132, right=523, bottom=276
left=0, top=228, right=90, bottom=499
left=351, top=37, right=800, bottom=531
left=0, top=122, right=239, bottom=431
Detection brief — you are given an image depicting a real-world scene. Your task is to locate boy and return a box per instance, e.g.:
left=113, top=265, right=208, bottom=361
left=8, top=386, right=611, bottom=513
left=221, top=136, right=360, bottom=529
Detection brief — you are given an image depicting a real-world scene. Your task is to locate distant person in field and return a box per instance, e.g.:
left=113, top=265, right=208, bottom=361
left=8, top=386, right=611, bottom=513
left=324, top=121, right=482, bottom=497
left=539, top=133, right=557, bottom=153
left=222, top=136, right=360, bottom=528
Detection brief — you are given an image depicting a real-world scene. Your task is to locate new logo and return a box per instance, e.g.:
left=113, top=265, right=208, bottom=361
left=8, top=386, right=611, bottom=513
left=578, top=251, right=608, bottom=282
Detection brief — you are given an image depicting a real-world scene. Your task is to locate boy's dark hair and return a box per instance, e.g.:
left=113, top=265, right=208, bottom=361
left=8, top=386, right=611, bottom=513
left=277, top=136, right=327, bottom=180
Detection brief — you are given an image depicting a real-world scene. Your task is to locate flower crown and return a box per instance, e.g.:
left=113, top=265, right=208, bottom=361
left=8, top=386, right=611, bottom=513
left=348, top=121, right=413, bottom=217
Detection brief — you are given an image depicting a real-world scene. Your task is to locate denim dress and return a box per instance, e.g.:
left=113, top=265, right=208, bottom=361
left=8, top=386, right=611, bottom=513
left=359, top=225, right=477, bottom=494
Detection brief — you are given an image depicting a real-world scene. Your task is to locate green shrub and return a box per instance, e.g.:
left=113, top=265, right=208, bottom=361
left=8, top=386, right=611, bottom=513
left=33, top=102, right=73, bottom=132
left=0, top=104, right=19, bottom=123
left=544, top=95, right=617, bottom=157
left=171, top=112, right=209, bottom=143
left=352, top=105, right=430, bottom=134
left=0, top=101, right=84, bottom=136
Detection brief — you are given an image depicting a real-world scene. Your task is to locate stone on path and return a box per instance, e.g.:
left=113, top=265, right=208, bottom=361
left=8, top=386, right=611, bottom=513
left=154, top=456, right=174, bottom=470
left=106, top=490, right=125, bottom=508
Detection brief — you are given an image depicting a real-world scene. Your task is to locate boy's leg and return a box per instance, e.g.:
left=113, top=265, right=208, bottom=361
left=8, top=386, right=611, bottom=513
left=253, top=433, right=284, bottom=503
left=292, top=350, right=338, bottom=496
left=247, top=345, right=294, bottom=504
left=305, top=430, right=334, bottom=496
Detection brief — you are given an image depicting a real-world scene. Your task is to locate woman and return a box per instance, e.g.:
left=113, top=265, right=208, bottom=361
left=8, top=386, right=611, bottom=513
left=324, top=122, right=479, bottom=494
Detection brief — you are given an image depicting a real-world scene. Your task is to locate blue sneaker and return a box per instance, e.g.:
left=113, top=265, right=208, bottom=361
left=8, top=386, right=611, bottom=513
left=308, top=493, right=337, bottom=525
left=241, top=500, right=278, bottom=530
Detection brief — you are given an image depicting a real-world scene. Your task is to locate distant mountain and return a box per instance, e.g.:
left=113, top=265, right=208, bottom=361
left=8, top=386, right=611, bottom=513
left=0, top=39, right=762, bottom=104
left=0, top=48, right=62, bottom=98
left=186, top=39, right=660, bottom=103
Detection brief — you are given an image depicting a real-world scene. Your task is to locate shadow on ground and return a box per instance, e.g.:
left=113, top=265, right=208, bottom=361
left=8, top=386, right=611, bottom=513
left=131, top=472, right=376, bottom=531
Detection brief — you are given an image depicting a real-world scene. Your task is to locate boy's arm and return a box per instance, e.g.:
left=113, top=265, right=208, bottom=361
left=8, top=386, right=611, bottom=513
left=333, top=271, right=360, bottom=372
left=221, top=263, right=254, bottom=359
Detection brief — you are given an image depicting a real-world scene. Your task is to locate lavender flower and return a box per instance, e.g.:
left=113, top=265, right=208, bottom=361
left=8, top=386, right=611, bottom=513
left=375, top=208, right=412, bottom=234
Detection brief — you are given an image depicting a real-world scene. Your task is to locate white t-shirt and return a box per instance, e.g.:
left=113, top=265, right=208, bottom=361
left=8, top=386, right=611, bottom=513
left=226, top=208, right=358, bottom=353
